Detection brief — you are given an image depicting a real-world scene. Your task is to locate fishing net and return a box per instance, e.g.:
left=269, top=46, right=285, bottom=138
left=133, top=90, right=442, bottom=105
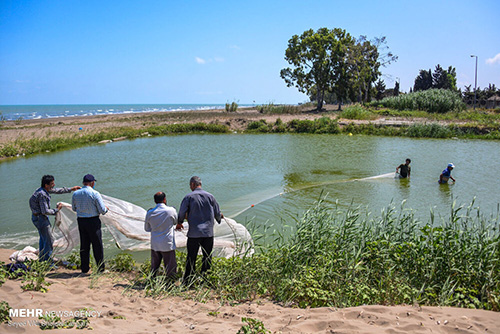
left=53, top=194, right=254, bottom=258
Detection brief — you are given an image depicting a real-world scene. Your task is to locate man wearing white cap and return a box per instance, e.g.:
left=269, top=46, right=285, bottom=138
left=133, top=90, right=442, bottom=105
left=439, top=163, right=456, bottom=184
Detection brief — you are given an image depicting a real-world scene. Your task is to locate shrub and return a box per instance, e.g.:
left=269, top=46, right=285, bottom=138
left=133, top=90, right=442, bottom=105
left=21, top=260, right=52, bottom=292
left=0, top=301, right=11, bottom=324
left=108, top=252, right=136, bottom=272
left=225, top=101, right=239, bottom=112
left=257, top=103, right=301, bottom=114
left=339, top=105, right=377, bottom=120
left=372, top=89, right=466, bottom=113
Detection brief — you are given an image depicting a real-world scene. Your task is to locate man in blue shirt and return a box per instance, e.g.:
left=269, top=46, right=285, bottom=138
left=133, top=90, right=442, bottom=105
left=145, top=192, right=178, bottom=278
left=72, top=174, right=108, bottom=273
left=177, top=176, right=222, bottom=285
left=29, top=175, right=80, bottom=262
left=439, top=163, right=456, bottom=184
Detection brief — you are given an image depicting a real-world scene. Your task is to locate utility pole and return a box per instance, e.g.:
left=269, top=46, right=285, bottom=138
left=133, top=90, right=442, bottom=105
left=470, top=55, right=478, bottom=110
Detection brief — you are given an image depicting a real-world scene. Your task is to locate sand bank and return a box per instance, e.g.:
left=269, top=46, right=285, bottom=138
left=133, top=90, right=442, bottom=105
left=1, top=249, right=498, bottom=333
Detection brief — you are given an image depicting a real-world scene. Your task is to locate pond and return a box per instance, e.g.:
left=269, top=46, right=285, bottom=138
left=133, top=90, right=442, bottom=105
left=1, top=134, right=499, bottom=252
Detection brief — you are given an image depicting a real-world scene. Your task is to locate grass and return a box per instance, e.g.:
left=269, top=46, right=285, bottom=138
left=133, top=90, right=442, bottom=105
left=244, top=117, right=500, bottom=139
left=0, top=122, right=230, bottom=158
left=2, top=200, right=498, bottom=312
left=256, top=103, right=314, bottom=114
left=339, top=104, right=378, bottom=120
left=371, top=89, right=466, bottom=113
left=200, top=199, right=500, bottom=310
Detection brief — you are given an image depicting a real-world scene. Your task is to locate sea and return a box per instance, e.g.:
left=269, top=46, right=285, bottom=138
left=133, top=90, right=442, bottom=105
left=0, top=104, right=254, bottom=121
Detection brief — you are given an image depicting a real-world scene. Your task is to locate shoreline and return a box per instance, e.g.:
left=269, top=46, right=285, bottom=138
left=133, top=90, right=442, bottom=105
left=1, top=248, right=499, bottom=333
left=1, top=105, right=499, bottom=160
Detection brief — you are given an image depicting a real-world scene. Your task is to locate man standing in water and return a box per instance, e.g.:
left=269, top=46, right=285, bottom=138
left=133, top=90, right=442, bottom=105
left=29, top=175, right=80, bottom=262
left=396, top=158, right=411, bottom=178
left=145, top=191, right=178, bottom=278
left=439, top=163, right=456, bottom=184
left=72, top=174, right=108, bottom=274
left=176, top=176, right=222, bottom=285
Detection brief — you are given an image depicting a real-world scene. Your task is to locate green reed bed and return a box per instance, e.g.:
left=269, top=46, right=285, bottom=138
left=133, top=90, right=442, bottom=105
left=256, top=103, right=309, bottom=114
left=371, top=89, right=466, bottom=113
left=0, top=123, right=229, bottom=158
left=245, top=117, right=500, bottom=139
left=204, top=200, right=500, bottom=310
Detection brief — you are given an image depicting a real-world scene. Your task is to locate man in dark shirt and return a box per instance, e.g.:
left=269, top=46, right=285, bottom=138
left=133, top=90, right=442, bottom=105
left=29, top=175, right=80, bottom=262
left=396, top=158, right=411, bottom=178
left=177, top=176, right=222, bottom=285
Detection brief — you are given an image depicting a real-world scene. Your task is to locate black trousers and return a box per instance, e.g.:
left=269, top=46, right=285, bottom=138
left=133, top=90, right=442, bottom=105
left=183, top=237, right=213, bottom=283
left=77, top=216, right=104, bottom=273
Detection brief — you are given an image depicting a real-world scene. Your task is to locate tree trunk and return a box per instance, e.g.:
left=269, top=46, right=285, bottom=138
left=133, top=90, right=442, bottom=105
left=316, top=89, right=324, bottom=111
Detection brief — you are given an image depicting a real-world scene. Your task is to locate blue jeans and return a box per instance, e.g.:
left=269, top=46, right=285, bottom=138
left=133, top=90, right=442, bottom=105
left=31, top=214, right=53, bottom=261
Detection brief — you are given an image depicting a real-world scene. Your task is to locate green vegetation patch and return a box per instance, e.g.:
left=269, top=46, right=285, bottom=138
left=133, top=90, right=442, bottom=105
left=339, top=104, right=378, bottom=120
left=204, top=200, right=500, bottom=310
left=372, top=89, right=466, bottom=113
left=0, top=122, right=230, bottom=158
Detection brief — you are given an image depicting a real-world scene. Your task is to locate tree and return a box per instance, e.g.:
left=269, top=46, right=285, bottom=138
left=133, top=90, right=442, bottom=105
left=280, top=27, right=354, bottom=110
left=347, top=36, right=397, bottom=103
left=375, top=79, right=386, bottom=100
left=413, top=69, right=433, bottom=91
left=394, top=81, right=400, bottom=96
left=433, top=65, right=457, bottom=90
left=348, top=37, right=379, bottom=103
left=414, top=65, right=457, bottom=92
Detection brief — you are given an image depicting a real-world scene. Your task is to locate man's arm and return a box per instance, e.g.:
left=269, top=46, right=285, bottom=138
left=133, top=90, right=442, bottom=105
left=49, top=186, right=80, bottom=194
left=212, top=197, right=222, bottom=224
left=144, top=212, right=152, bottom=232
left=177, top=197, right=189, bottom=225
left=38, top=194, right=57, bottom=215
left=94, top=193, right=108, bottom=215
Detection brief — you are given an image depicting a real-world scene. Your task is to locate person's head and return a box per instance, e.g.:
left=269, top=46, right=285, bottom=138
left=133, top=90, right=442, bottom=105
left=447, top=163, right=455, bottom=170
left=405, top=158, right=411, bottom=165
left=41, top=175, right=55, bottom=190
left=189, top=176, right=202, bottom=191
left=82, top=174, right=96, bottom=187
left=154, top=191, right=166, bottom=204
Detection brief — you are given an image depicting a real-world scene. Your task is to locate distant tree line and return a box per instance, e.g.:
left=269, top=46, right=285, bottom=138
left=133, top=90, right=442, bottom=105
left=411, top=64, right=499, bottom=108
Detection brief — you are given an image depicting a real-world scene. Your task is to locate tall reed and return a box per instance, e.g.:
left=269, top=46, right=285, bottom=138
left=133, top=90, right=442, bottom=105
left=204, top=200, right=500, bottom=310
left=372, top=89, right=466, bottom=113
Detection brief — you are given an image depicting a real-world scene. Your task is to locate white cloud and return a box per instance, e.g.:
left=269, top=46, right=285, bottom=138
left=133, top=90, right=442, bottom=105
left=486, top=53, right=500, bottom=65
left=214, top=57, right=225, bottom=62
left=195, top=57, right=206, bottom=64
left=229, top=45, right=241, bottom=50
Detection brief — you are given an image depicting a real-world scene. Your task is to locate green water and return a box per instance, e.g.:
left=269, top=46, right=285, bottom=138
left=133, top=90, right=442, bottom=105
left=1, top=134, right=499, bottom=251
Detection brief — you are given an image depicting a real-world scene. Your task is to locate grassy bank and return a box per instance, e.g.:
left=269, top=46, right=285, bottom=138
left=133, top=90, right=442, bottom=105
left=2, top=201, right=498, bottom=311
left=245, top=116, right=500, bottom=139
left=205, top=200, right=499, bottom=310
left=0, top=123, right=229, bottom=158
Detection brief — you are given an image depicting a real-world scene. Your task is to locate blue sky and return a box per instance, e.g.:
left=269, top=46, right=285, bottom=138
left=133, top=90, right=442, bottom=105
left=1, top=0, right=499, bottom=105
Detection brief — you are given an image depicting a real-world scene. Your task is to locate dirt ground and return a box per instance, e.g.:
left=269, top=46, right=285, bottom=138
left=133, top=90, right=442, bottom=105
left=0, top=105, right=431, bottom=145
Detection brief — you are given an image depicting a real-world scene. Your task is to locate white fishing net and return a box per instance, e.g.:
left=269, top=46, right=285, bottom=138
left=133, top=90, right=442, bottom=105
left=52, top=194, right=254, bottom=258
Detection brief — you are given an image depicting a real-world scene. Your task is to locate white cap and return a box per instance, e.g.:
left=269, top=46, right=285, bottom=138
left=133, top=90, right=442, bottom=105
left=448, top=163, right=455, bottom=168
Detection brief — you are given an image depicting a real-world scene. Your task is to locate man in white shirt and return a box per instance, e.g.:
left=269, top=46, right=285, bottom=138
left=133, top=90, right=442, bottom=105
left=145, top=192, right=178, bottom=278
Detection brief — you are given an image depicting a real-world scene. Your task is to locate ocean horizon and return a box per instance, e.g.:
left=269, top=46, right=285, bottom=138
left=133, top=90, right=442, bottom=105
left=0, top=103, right=255, bottom=121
